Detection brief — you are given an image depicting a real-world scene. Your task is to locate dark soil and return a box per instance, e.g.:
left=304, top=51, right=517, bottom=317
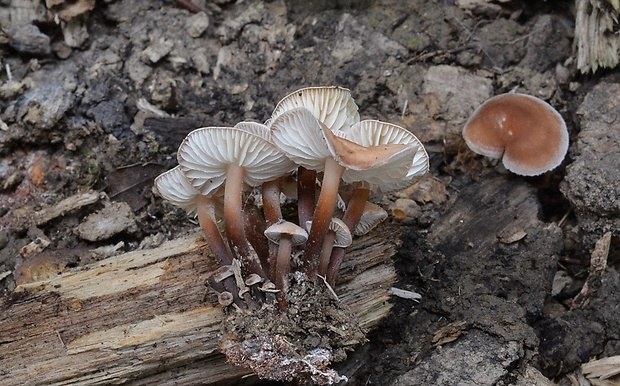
left=1, top=0, right=619, bottom=384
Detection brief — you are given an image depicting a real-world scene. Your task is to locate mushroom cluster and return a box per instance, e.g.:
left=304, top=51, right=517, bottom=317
left=154, top=86, right=429, bottom=383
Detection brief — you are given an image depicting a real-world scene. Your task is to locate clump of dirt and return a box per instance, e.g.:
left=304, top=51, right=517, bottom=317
left=219, top=272, right=366, bottom=384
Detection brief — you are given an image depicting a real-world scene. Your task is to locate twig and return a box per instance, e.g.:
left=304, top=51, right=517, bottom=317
left=317, top=274, right=339, bottom=302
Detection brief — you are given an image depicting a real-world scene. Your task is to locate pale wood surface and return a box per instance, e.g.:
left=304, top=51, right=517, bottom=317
left=0, top=226, right=398, bottom=385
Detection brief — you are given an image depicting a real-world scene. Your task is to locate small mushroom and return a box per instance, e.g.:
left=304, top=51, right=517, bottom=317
left=206, top=265, right=244, bottom=308
left=245, top=272, right=265, bottom=303
left=353, top=202, right=388, bottom=236
left=306, top=218, right=352, bottom=277
left=218, top=291, right=234, bottom=307
left=154, top=166, right=233, bottom=265
left=462, top=93, right=569, bottom=176
left=264, top=220, right=308, bottom=291
left=178, top=126, right=296, bottom=278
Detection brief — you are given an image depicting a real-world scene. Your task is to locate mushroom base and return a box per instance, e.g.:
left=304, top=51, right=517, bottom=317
left=217, top=272, right=367, bottom=384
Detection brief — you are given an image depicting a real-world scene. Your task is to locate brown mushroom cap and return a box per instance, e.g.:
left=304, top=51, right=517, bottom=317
left=462, top=93, right=569, bottom=176
left=264, top=220, right=309, bottom=246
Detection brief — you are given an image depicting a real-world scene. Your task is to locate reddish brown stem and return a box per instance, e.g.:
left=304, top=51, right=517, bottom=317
left=301, top=158, right=345, bottom=277
left=224, top=164, right=267, bottom=278
left=297, top=167, right=316, bottom=227
left=326, top=186, right=370, bottom=285
left=244, top=203, right=270, bottom=275
left=275, top=236, right=292, bottom=292
left=262, top=179, right=283, bottom=282
left=196, top=195, right=233, bottom=266
left=262, top=179, right=283, bottom=226
left=317, top=230, right=336, bottom=276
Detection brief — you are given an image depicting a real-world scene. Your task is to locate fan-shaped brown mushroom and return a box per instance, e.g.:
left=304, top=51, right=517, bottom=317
left=462, top=93, right=569, bottom=176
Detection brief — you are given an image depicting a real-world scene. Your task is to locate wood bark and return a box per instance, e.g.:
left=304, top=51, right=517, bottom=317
left=0, top=226, right=399, bottom=385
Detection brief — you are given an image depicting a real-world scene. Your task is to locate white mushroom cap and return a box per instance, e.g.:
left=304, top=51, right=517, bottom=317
left=264, top=220, right=309, bottom=246
left=154, top=166, right=200, bottom=214
left=154, top=166, right=224, bottom=216
left=340, top=120, right=429, bottom=192
left=269, top=86, right=360, bottom=132
left=270, top=107, right=335, bottom=172
left=234, top=121, right=272, bottom=142
left=177, top=127, right=296, bottom=195
left=306, top=218, right=352, bottom=247
left=354, top=202, right=388, bottom=236
left=271, top=108, right=419, bottom=182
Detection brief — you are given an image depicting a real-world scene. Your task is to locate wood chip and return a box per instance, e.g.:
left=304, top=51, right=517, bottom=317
left=432, top=320, right=467, bottom=347
left=389, top=287, right=422, bottom=301
left=582, top=354, right=620, bottom=381
left=497, top=229, right=528, bottom=244
left=36, top=191, right=100, bottom=224
left=572, top=232, right=612, bottom=309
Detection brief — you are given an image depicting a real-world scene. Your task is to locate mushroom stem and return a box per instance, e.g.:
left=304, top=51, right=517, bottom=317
left=275, top=234, right=293, bottom=292
left=341, top=185, right=371, bottom=230
left=262, top=179, right=283, bottom=282
left=297, top=166, right=316, bottom=227
left=196, top=194, right=234, bottom=266
left=243, top=203, right=270, bottom=275
left=301, top=157, right=345, bottom=276
left=262, top=179, right=283, bottom=226
left=317, top=230, right=336, bottom=276
left=326, top=186, right=370, bottom=285
left=224, top=163, right=267, bottom=278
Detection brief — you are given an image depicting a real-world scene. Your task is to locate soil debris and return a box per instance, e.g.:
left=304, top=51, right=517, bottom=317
left=220, top=273, right=366, bottom=384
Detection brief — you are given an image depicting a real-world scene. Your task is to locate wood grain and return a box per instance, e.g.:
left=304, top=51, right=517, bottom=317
left=0, top=226, right=399, bottom=385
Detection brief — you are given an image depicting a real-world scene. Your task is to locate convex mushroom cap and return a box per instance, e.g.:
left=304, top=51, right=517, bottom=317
left=462, top=93, right=569, bottom=176
left=306, top=218, right=352, bottom=248
left=264, top=220, right=309, bottom=246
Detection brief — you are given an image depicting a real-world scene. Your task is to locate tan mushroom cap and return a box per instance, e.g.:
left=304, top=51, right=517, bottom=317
left=264, top=220, right=309, bottom=246
left=354, top=202, right=388, bottom=236
left=245, top=273, right=264, bottom=286
left=340, top=120, right=429, bottom=192
left=306, top=218, right=352, bottom=247
left=218, top=291, right=234, bottom=307
left=463, top=93, right=569, bottom=176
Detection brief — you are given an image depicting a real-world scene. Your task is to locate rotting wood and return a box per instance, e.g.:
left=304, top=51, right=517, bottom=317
left=571, top=231, right=612, bottom=309
left=427, top=176, right=540, bottom=256
left=0, top=225, right=398, bottom=385
left=10, top=190, right=101, bottom=232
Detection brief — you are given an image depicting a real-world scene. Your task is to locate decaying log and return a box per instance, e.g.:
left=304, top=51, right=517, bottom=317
left=0, top=225, right=399, bottom=385
left=575, top=0, right=620, bottom=73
